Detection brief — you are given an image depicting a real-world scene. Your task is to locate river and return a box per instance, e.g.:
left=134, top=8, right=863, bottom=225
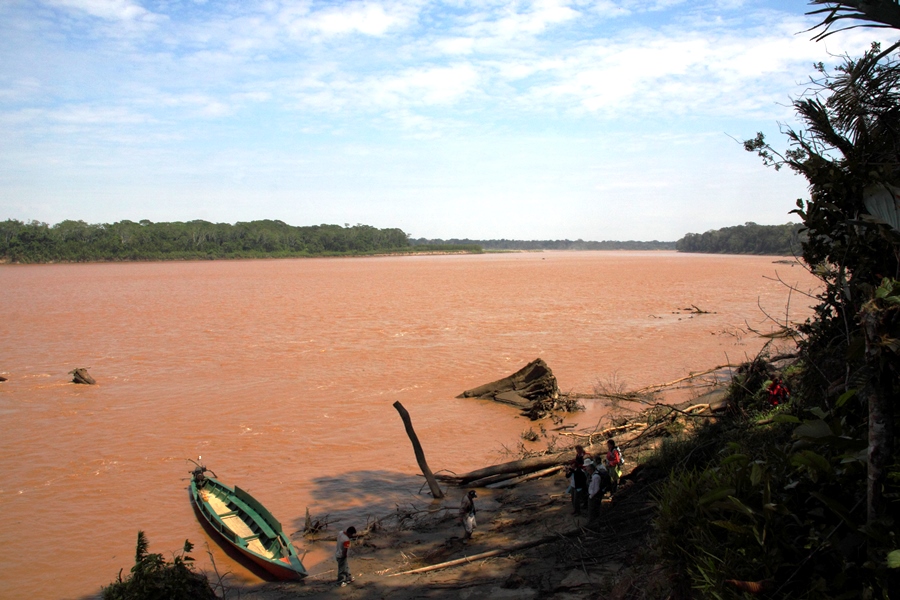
left=0, top=251, right=820, bottom=598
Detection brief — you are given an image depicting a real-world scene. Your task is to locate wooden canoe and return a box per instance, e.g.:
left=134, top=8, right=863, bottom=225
left=189, top=468, right=307, bottom=580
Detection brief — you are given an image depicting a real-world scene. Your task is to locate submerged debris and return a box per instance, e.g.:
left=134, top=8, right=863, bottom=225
left=70, top=367, right=95, bottom=385
left=458, top=358, right=580, bottom=420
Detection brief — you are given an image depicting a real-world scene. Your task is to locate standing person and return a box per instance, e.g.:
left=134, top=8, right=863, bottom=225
left=335, top=526, right=356, bottom=586
left=571, top=460, right=588, bottom=515
left=766, top=377, right=790, bottom=406
left=606, top=439, right=623, bottom=494
left=572, top=445, right=591, bottom=466
left=460, top=490, right=477, bottom=539
left=586, top=462, right=600, bottom=522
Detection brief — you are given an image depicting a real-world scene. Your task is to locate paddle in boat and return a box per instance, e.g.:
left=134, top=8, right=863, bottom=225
left=188, top=461, right=307, bottom=580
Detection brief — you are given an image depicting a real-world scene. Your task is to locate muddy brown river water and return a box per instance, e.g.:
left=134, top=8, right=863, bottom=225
left=0, top=251, right=821, bottom=598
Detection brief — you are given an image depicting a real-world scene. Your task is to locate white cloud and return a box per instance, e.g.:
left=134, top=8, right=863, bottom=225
left=42, top=0, right=154, bottom=21
left=434, top=36, right=476, bottom=55
left=2, top=0, right=889, bottom=238
left=511, top=18, right=846, bottom=118
left=0, top=78, right=42, bottom=102
left=279, top=0, right=420, bottom=38
left=370, top=64, right=481, bottom=106
left=1, top=105, right=150, bottom=126
left=464, top=0, right=581, bottom=39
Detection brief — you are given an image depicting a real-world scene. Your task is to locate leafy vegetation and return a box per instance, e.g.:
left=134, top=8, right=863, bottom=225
left=675, top=222, right=804, bottom=256
left=645, top=35, right=900, bottom=600
left=102, top=532, right=216, bottom=600
left=0, top=219, right=420, bottom=263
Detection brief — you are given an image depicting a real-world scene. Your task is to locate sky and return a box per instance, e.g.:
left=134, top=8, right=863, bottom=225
left=0, top=0, right=893, bottom=241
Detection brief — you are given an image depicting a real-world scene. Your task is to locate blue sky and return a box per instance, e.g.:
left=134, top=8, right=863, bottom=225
left=0, top=0, right=890, bottom=240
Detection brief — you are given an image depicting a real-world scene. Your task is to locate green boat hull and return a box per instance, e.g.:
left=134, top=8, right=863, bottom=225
left=189, top=473, right=307, bottom=580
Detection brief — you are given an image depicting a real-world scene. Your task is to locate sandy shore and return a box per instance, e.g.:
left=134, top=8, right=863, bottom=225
left=224, top=450, right=656, bottom=600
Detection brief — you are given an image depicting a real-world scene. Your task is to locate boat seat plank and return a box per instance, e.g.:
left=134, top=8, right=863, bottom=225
left=248, top=538, right=274, bottom=558
left=204, top=493, right=234, bottom=516
left=228, top=497, right=278, bottom=540
left=221, top=515, right=255, bottom=539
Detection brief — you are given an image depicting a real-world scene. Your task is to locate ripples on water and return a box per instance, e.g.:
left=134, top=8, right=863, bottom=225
left=0, top=252, right=820, bottom=598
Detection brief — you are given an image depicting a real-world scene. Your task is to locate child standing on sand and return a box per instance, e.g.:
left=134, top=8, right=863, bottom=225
left=460, top=490, right=477, bottom=539
left=335, top=526, right=357, bottom=586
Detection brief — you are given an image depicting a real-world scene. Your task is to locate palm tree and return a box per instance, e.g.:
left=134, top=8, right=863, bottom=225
left=808, top=0, right=900, bottom=39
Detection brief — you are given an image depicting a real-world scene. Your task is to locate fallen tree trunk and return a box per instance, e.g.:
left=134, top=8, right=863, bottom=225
left=440, top=443, right=604, bottom=486
left=437, top=452, right=571, bottom=485
left=486, top=465, right=563, bottom=489
left=393, top=401, right=444, bottom=499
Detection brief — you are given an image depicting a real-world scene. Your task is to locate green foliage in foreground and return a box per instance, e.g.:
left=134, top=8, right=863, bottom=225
left=102, top=531, right=216, bottom=600
left=0, top=219, right=416, bottom=263
left=649, top=40, right=900, bottom=599
left=675, top=222, right=804, bottom=256
left=651, top=379, right=885, bottom=599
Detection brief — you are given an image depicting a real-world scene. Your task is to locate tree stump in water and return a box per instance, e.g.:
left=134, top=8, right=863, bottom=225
left=70, top=368, right=95, bottom=385
left=457, top=358, right=564, bottom=419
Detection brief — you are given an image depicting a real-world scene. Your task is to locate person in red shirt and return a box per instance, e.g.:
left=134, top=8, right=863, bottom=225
left=767, top=378, right=790, bottom=406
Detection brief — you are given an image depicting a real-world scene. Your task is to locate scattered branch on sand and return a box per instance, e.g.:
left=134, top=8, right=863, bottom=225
left=630, top=365, right=736, bottom=397
left=557, top=422, right=645, bottom=444
left=389, top=535, right=562, bottom=576
left=440, top=380, right=737, bottom=492
left=300, top=508, right=334, bottom=538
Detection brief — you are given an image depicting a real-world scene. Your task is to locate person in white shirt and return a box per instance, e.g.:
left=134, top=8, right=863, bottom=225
left=459, top=490, right=477, bottom=539
left=335, top=526, right=357, bottom=586
left=587, top=461, right=610, bottom=523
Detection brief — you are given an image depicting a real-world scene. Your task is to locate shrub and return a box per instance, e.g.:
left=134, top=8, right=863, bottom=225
left=102, top=531, right=216, bottom=600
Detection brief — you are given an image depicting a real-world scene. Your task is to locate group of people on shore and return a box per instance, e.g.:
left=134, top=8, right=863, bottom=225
left=457, top=439, right=623, bottom=544
left=566, top=439, right=623, bottom=522
left=335, top=439, right=624, bottom=587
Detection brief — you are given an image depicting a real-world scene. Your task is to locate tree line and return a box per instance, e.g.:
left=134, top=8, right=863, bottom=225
left=675, top=221, right=804, bottom=255
left=0, top=219, right=414, bottom=262
left=410, top=237, right=675, bottom=250
left=0, top=218, right=827, bottom=263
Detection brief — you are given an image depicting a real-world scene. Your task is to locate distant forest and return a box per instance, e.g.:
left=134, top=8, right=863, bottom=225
left=675, top=222, right=804, bottom=256
left=0, top=219, right=425, bottom=263
left=0, top=218, right=805, bottom=263
left=410, top=238, right=676, bottom=250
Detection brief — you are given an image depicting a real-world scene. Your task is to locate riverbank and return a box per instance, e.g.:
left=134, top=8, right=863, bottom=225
left=220, top=390, right=727, bottom=600
left=227, top=459, right=650, bottom=599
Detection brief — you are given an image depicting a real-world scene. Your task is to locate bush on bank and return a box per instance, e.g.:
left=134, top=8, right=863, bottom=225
left=102, top=532, right=217, bottom=600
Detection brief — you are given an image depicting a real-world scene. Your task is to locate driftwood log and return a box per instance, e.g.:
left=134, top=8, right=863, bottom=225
left=486, top=465, right=563, bottom=489
left=458, top=358, right=564, bottom=419
left=437, top=441, right=607, bottom=487
left=439, top=395, right=727, bottom=489
left=70, top=368, right=95, bottom=385
left=393, top=401, right=444, bottom=499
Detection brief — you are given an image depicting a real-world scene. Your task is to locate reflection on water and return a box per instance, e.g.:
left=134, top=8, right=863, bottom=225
left=0, top=252, right=820, bottom=598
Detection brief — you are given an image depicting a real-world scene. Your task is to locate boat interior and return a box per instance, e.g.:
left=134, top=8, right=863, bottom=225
left=201, top=486, right=280, bottom=559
